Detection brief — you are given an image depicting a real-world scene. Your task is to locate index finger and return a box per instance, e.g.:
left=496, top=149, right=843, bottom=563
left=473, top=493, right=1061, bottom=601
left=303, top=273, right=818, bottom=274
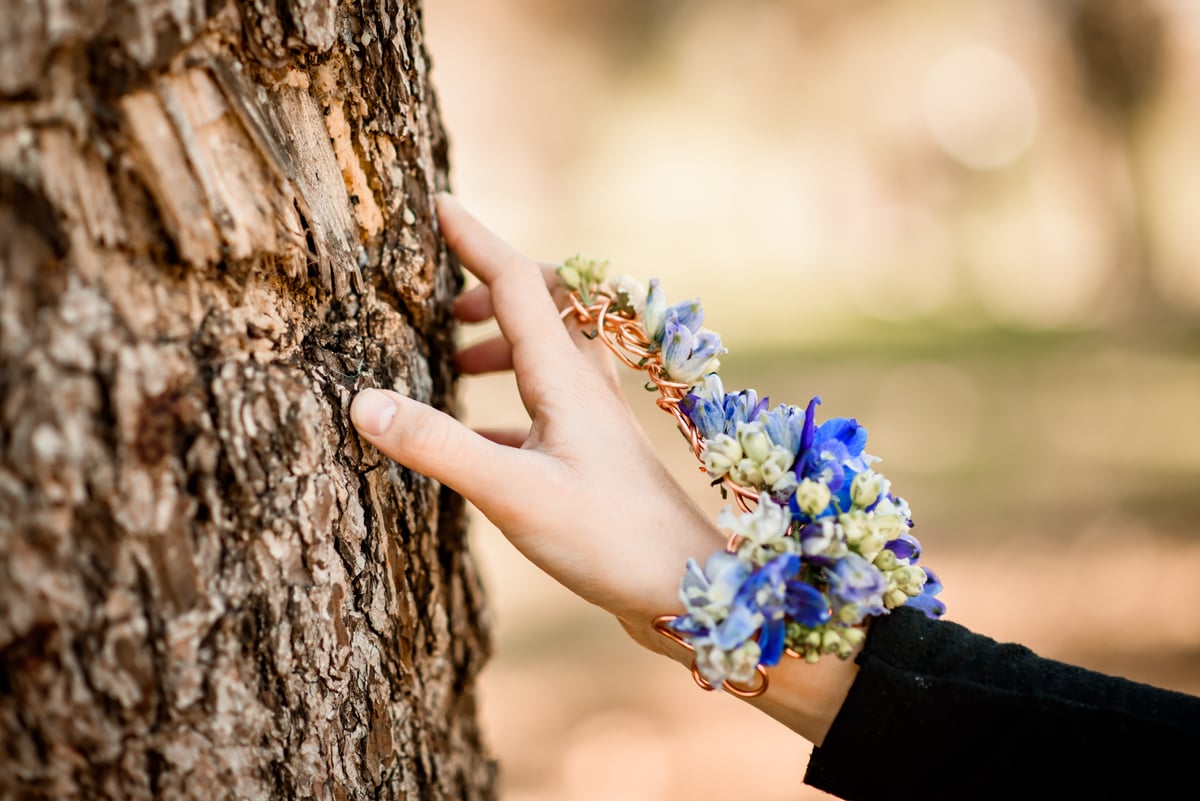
left=436, top=193, right=576, bottom=367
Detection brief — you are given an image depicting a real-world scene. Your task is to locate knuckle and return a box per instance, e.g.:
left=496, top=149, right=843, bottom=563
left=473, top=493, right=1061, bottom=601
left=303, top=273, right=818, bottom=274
left=393, top=411, right=454, bottom=460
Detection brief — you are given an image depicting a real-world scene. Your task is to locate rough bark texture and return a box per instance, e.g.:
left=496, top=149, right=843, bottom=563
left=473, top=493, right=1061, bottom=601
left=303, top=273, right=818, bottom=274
left=0, top=2, right=496, bottom=799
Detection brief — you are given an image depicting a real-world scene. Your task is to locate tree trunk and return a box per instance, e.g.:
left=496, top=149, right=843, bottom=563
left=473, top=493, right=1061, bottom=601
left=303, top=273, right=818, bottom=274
left=0, top=2, right=495, bottom=799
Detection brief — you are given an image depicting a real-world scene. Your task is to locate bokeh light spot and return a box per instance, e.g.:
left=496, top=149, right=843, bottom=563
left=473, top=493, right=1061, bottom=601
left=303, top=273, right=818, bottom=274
left=922, top=45, right=1038, bottom=170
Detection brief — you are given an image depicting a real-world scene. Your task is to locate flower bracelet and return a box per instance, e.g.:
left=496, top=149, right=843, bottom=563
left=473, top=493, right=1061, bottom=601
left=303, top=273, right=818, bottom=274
left=557, top=256, right=946, bottom=697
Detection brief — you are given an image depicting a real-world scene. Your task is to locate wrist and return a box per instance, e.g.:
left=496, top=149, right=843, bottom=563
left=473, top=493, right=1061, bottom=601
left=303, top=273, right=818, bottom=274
left=615, top=512, right=866, bottom=746
left=619, top=607, right=863, bottom=746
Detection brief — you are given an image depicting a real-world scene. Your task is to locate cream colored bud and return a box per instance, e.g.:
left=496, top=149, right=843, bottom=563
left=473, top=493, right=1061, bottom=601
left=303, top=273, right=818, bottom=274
left=837, top=603, right=863, bottom=625
left=760, top=446, right=794, bottom=486
left=588, top=258, right=610, bottom=283
left=873, top=549, right=899, bottom=571
left=894, top=565, right=927, bottom=596
left=840, top=510, right=869, bottom=546
left=795, top=478, right=832, bottom=517
left=769, top=473, right=798, bottom=499
left=701, top=434, right=741, bottom=478
left=556, top=264, right=582, bottom=289
left=874, top=514, right=908, bottom=541
left=730, top=458, right=763, bottom=487
left=842, top=627, right=867, bottom=650
left=737, top=421, right=772, bottom=464
left=728, top=641, right=762, bottom=687
left=858, top=526, right=890, bottom=562
left=885, top=588, right=909, bottom=609
left=850, top=471, right=883, bottom=509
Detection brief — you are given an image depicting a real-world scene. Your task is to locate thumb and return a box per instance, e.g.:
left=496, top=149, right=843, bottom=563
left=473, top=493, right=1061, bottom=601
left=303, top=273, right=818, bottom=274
left=350, top=388, right=522, bottom=510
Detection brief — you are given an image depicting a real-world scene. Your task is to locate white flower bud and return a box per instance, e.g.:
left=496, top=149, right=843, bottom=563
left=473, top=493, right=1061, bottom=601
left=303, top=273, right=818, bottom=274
left=768, top=473, right=798, bottom=499
left=871, top=513, right=908, bottom=541
left=894, top=565, right=927, bottom=596
left=850, top=471, right=883, bottom=509
left=839, top=510, right=869, bottom=546
left=608, top=274, right=646, bottom=314
left=729, top=458, right=763, bottom=487
left=842, top=626, right=866, bottom=650
left=885, top=588, right=909, bottom=609
left=857, top=527, right=890, bottom=563
left=587, top=258, right=609, bottom=283
left=873, top=549, right=899, bottom=571
left=737, top=421, right=772, bottom=464
left=701, top=434, right=742, bottom=478
left=759, top=445, right=794, bottom=486
left=837, top=603, right=864, bottom=625
left=556, top=264, right=582, bottom=290
left=728, top=641, right=762, bottom=687
left=794, top=478, right=832, bottom=517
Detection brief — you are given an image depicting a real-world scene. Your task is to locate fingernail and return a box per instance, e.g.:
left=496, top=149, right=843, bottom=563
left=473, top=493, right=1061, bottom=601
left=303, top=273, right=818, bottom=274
left=351, top=389, right=397, bottom=436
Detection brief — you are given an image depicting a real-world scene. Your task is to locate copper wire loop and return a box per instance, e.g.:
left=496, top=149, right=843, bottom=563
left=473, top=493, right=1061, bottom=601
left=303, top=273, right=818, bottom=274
left=653, top=615, right=769, bottom=698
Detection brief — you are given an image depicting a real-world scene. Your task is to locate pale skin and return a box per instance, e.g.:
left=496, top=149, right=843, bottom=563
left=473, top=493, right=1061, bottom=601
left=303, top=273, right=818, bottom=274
left=349, top=193, right=860, bottom=746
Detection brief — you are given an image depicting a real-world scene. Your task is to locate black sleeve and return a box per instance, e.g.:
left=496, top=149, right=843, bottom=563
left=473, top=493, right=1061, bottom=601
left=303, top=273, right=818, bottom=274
left=803, top=607, right=1200, bottom=801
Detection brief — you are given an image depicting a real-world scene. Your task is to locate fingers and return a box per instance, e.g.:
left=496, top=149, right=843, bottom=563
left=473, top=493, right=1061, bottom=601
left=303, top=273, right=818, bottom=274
left=454, top=261, right=564, bottom=324
left=436, top=194, right=575, bottom=367
left=456, top=335, right=514, bottom=375
left=474, top=427, right=528, bottom=448
left=458, top=326, right=623, bottom=398
left=350, top=388, right=526, bottom=512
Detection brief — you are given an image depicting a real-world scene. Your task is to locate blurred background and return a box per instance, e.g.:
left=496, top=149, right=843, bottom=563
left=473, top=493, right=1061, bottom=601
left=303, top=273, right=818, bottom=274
left=422, top=2, right=1200, bottom=799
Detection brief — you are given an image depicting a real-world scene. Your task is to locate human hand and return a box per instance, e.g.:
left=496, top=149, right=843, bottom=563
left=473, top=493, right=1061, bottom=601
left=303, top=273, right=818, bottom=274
left=349, top=193, right=726, bottom=646
left=350, top=195, right=860, bottom=744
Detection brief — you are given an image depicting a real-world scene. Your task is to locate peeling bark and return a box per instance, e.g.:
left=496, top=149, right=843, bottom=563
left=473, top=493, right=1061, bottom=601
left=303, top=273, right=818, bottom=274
left=0, top=2, right=496, bottom=799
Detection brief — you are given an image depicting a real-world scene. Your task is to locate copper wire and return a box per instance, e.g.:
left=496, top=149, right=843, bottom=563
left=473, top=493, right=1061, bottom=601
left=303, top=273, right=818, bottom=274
left=653, top=616, right=769, bottom=698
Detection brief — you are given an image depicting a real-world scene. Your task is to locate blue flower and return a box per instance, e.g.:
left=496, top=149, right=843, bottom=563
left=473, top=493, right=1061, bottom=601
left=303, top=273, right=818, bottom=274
left=682, top=379, right=768, bottom=441
left=666, top=297, right=705, bottom=333
left=681, top=374, right=728, bottom=439
left=763, top=402, right=807, bottom=458
left=799, top=396, right=821, bottom=453
left=827, top=552, right=887, bottom=616
left=884, top=531, right=923, bottom=562
left=733, top=553, right=830, bottom=666
left=676, top=551, right=752, bottom=624
left=661, top=312, right=725, bottom=386
left=672, top=551, right=760, bottom=649
left=796, top=417, right=869, bottom=492
left=723, top=389, right=768, bottom=431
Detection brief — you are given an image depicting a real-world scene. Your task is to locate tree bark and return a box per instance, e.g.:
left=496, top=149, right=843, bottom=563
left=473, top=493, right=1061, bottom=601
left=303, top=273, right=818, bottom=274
left=0, top=2, right=496, bottom=799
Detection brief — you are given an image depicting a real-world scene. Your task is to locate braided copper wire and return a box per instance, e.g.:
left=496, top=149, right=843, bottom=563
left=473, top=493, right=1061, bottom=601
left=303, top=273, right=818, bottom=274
left=563, top=288, right=773, bottom=697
